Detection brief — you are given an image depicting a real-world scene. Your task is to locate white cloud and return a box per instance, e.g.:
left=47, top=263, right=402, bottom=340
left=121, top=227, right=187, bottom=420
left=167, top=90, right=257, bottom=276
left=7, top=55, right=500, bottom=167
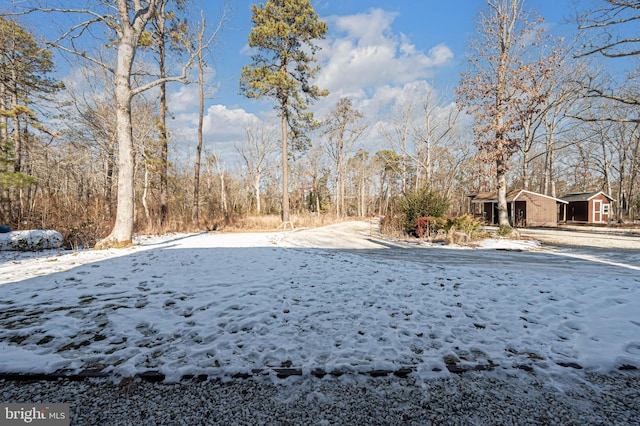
left=202, top=105, right=262, bottom=140
left=305, top=10, right=457, bottom=156
left=168, top=66, right=218, bottom=113
left=332, top=8, right=397, bottom=45
left=168, top=105, right=266, bottom=164
left=315, top=8, right=454, bottom=100
left=168, top=8, right=458, bottom=166
left=169, top=104, right=262, bottom=141
left=169, top=85, right=201, bottom=113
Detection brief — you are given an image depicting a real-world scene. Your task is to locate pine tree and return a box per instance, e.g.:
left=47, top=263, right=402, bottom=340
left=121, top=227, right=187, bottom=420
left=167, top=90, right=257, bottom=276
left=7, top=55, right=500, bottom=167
left=240, top=0, right=328, bottom=226
left=0, top=17, right=60, bottom=223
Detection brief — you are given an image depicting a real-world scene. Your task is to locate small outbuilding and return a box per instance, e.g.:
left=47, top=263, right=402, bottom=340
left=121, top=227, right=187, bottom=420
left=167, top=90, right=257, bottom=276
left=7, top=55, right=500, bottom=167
left=560, top=191, right=614, bottom=224
left=468, top=189, right=568, bottom=227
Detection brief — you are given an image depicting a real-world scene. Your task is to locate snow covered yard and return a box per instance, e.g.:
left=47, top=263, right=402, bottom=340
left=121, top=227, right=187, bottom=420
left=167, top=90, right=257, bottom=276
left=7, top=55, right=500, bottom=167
left=0, top=221, right=639, bottom=384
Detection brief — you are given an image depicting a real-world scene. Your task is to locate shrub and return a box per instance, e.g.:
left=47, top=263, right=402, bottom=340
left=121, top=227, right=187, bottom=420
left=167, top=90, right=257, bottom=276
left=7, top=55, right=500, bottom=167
left=447, top=214, right=482, bottom=237
left=496, top=224, right=513, bottom=237
left=64, top=221, right=101, bottom=249
left=413, top=216, right=447, bottom=238
left=414, top=214, right=485, bottom=243
left=380, top=214, right=406, bottom=238
left=398, top=187, right=449, bottom=234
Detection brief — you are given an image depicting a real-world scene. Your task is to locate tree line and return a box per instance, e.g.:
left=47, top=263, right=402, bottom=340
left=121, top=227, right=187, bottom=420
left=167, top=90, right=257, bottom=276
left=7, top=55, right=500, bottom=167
left=1, top=0, right=639, bottom=248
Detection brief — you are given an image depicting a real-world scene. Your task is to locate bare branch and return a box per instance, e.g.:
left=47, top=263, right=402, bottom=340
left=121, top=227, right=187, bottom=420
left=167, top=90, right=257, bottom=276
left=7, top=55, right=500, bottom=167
left=584, top=85, right=640, bottom=106
left=7, top=7, right=117, bottom=71
left=577, top=37, right=640, bottom=58
left=567, top=113, right=640, bottom=123
left=48, top=40, right=113, bottom=72
left=576, top=0, right=640, bottom=58
left=578, top=13, right=640, bottom=29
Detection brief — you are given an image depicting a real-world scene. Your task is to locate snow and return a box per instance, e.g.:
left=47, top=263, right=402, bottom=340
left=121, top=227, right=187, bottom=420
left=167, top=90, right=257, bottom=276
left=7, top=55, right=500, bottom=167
left=0, top=220, right=639, bottom=383
left=0, top=230, right=63, bottom=251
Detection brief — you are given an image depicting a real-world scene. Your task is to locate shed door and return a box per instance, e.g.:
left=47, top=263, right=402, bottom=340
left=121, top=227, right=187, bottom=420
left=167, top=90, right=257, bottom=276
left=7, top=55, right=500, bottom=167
left=593, top=200, right=602, bottom=223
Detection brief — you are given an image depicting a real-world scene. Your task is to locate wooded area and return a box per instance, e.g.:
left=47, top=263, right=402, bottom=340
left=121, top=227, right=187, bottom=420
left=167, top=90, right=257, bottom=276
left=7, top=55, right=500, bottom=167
left=1, top=0, right=639, bottom=248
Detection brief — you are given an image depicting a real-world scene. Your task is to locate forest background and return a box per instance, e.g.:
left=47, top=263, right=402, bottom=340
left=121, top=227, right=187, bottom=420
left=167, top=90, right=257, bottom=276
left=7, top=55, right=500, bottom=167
left=1, top=0, right=639, bottom=248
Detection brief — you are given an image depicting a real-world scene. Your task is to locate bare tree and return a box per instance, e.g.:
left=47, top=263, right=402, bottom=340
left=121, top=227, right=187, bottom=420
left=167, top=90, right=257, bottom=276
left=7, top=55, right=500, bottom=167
left=135, top=96, right=162, bottom=230
left=347, top=149, right=375, bottom=217
left=300, top=137, right=330, bottom=215
left=235, top=121, right=278, bottom=215
left=324, top=97, right=365, bottom=218
left=205, top=153, right=229, bottom=223
left=149, top=0, right=188, bottom=228
left=188, top=7, right=228, bottom=229
left=62, top=64, right=118, bottom=218
left=540, top=57, right=588, bottom=197
left=379, top=101, right=414, bottom=194
left=191, top=15, right=206, bottom=229
left=580, top=102, right=640, bottom=221
left=410, top=87, right=461, bottom=190
left=457, top=0, right=542, bottom=227
left=575, top=0, right=640, bottom=122
left=576, top=0, right=640, bottom=59
left=373, top=149, right=403, bottom=215
left=572, top=1, right=640, bottom=217
left=513, top=36, right=565, bottom=191
left=8, top=1, right=205, bottom=247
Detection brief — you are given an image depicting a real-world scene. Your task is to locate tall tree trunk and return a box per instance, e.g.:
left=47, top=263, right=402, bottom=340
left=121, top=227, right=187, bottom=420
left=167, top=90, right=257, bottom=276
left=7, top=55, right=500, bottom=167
left=522, top=152, right=529, bottom=191
left=106, top=44, right=137, bottom=247
left=601, top=141, right=613, bottom=199
left=219, top=167, right=228, bottom=222
left=158, top=29, right=169, bottom=228
left=192, top=43, right=205, bottom=229
left=11, top=73, right=21, bottom=173
left=0, top=80, right=7, bottom=147
left=497, top=155, right=509, bottom=226
left=280, top=110, right=290, bottom=224
left=549, top=143, right=556, bottom=198
left=142, top=163, right=150, bottom=227
left=336, top=123, right=345, bottom=218
left=626, top=130, right=640, bottom=220
left=97, top=0, right=158, bottom=249
left=315, top=184, right=321, bottom=215
left=378, top=171, right=385, bottom=216
left=251, top=172, right=261, bottom=214
left=543, top=110, right=559, bottom=198
left=105, top=144, right=115, bottom=219
left=359, top=172, right=365, bottom=217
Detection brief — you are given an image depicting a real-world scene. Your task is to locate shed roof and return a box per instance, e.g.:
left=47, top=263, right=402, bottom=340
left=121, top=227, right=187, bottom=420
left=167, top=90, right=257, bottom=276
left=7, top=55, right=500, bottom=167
left=560, top=191, right=615, bottom=202
left=469, top=189, right=568, bottom=204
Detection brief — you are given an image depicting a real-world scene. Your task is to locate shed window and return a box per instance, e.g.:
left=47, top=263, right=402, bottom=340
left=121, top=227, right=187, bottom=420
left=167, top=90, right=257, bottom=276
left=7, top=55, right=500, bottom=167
left=602, top=204, right=610, bottom=214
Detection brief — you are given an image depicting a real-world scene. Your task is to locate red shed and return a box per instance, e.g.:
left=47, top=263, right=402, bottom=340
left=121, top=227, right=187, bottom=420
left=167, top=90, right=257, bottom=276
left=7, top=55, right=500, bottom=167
left=560, top=191, right=615, bottom=224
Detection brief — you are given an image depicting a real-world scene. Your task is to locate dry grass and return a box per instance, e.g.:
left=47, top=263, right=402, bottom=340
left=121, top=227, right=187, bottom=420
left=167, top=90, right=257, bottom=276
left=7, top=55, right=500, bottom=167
left=25, top=194, right=357, bottom=247
left=217, top=213, right=346, bottom=233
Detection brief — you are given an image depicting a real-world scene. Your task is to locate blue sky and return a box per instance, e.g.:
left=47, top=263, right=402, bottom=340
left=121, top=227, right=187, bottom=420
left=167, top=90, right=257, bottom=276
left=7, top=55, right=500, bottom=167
left=166, top=0, right=581, bottom=162
left=215, top=1, right=576, bottom=88
left=205, top=0, right=578, bottom=113
left=12, top=1, right=592, bottom=163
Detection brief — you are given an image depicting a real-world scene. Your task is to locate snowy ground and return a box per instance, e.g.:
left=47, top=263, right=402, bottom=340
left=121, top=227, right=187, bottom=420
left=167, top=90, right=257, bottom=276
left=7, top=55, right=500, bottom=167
left=0, top=220, right=639, bottom=384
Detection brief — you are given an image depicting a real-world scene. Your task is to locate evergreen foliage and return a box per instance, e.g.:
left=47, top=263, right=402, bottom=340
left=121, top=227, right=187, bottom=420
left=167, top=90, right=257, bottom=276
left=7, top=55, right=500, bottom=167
left=398, top=187, right=449, bottom=232
left=240, top=0, right=329, bottom=132
left=240, top=0, right=328, bottom=223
